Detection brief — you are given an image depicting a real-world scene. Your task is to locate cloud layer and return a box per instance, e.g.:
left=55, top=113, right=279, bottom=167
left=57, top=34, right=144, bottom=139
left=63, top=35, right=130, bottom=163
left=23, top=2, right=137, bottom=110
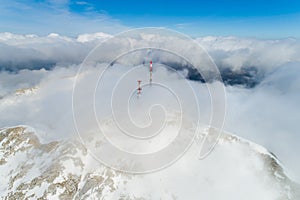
left=1, top=32, right=299, bottom=85
left=0, top=32, right=299, bottom=182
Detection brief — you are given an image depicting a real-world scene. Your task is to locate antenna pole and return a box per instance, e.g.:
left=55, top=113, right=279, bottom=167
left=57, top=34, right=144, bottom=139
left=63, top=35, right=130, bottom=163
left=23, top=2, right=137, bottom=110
left=150, top=60, right=153, bottom=85
left=137, top=80, right=142, bottom=96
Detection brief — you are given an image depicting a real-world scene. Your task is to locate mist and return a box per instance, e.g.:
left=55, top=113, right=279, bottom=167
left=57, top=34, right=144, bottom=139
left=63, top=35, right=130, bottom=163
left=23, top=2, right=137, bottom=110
left=0, top=31, right=299, bottom=183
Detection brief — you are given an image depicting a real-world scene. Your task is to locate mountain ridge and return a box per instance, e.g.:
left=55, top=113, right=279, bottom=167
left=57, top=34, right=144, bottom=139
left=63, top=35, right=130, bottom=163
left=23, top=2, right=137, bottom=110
left=1, top=126, right=299, bottom=199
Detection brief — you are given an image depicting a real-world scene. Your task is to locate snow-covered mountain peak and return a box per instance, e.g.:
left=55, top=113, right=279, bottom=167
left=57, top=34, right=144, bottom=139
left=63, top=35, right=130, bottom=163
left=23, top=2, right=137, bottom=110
left=0, top=126, right=299, bottom=199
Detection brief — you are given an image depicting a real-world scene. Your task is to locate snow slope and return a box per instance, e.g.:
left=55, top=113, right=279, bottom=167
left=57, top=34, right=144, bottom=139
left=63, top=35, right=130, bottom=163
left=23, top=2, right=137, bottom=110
left=0, top=126, right=299, bottom=200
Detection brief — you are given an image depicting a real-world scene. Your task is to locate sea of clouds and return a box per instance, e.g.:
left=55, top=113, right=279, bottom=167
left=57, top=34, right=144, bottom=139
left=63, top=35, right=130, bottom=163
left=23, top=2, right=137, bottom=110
left=0, top=31, right=299, bottom=183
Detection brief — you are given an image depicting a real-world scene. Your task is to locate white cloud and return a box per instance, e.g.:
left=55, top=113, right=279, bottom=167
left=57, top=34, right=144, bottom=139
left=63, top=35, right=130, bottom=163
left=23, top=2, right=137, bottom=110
left=76, top=32, right=112, bottom=43
left=0, top=1, right=127, bottom=35
left=0, top=32, right=299, bottom=183
left=197, top=36, right=300, bottom=72
left=224, top=62, right=300, bottom=182
left=0, top=32, right=102, bottom=70
left=1, top=32, right=299, bottom=74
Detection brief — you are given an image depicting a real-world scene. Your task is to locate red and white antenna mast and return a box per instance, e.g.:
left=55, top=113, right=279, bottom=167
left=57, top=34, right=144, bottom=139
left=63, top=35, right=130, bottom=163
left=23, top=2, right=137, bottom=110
left=137, top=80, right=142, bottom=96
left=149, top=60, right=153, bottom=85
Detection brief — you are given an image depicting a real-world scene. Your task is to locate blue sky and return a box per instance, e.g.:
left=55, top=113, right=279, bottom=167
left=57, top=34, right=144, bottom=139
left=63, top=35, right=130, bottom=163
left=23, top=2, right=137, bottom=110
left=0, top=0, right=300, bottom=38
